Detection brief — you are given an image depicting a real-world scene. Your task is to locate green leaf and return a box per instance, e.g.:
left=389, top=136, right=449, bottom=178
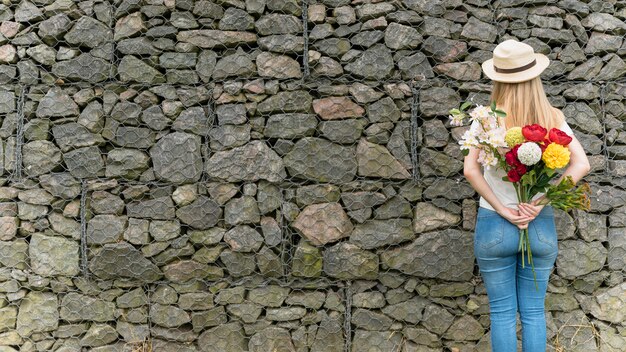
left=502, top=176, right=510, bottom=182
left=490, top=101, right=496, bottom=111
left=461, top=101, right=472, bottom=110
left=494, top=110, right=506, bottom=118
left=462, top=149, right=469, bottom=156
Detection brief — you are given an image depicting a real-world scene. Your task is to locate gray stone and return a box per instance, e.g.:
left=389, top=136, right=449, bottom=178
left=356, top=138, right=411, bottom=179
left=151, top=132, right=203, bottom=184
left=127, top=196, right=175, bottom=220
left=249, top=285, right=290, bottom=307
left=148, top=220, right=180, bottom=242
left=552, top=311, right=597, bottom=350
left=249, top=326, right=295, bottom=352
left=88, top=242, right=162, bottom=282
left=351, top=308, right=393, bottom=330
left=219, top=7, right=254, bottom=30
left=65, top=16, right=112, bottom=48
left=80, top=323, right=118, bottom=347
left=442, top=315, right=484, bottom=341
left=38, top=173, right=80, bottom=199
left=419, top=148, right=463, bottom=177
left=419, top=87, right=460, bottom=117
left=213, top=51, right=256, bottom=80
left=118, top=55, right=165, bottom=84
left=585, top=32, right=622, bottom=54
left=382, top=297, right=429, bottom=324
left=284, top=137, right=357, bottom=183
left=350, top=219, right=413, bottom=249
left=16, top=291, right=58, bottom=337
left=292, top=240, right=323, bottom=278
left=422, top=304, right=454, bottom=335
left=255, top=14, right=302, bottom=35
left=323, top=242, right=378, bottom=280
left=219, top=249, right=256, bottom=277
left=176, top=196, right=222, bottom=230
left=63, top=146, right=105, bottom=178
left=224, top=225, right=263, bottom=252
left=118, top=37, right=161, bottom=56
left=197, top=323, right=246, bottom=352
left=205, top=141, right=286, bottom=182
left=351, top=330, right=402, bottom=352
left=30, top=233, right=79, bottom=277
left=113, top=127, right=155, bottom=149
left=264, top=113, right=317, bottom=139
left=345, top=44, right=393, bottom=80
left=0, top=239, right=28, bottom=269
left=258, top=34, right=304, bottom=53
left=413, top=202, right=461, bottom=233
left=86, top=215, right=127, bottom=244
left=384, top=22, right=421, bottom=49
left=36, top=88, right=79, bottom=119
left=0, top=306, right=16, bottom=333
left=110, top=101, right=142, bottom=126
left=208, top=124, right=251, bottom=151
left=150, top=304, right=190, bottom=328
left=173, top=107, right=209, bottom=136
left=191, top=306, right=228, bottom=331
left=380, top=229, right=474, bottom=281
left=116, top=288, right=148, bottom=309
left=105, top=149, right=149, bottom=179
left=60, top=293, right=115, bottom=322
left=116, top=322, right=149, bottom=343
left=608, top=228, right=626, bottom=270
left=14, top=1, right=44, bottom=23
left=52, top=53, right=113, bottom=83
left=556, top=240, right=607, bottom=279
left=257, top=90, right=312, bottom=114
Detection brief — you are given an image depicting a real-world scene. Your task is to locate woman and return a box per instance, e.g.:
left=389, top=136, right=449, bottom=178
left=463, top=39, right=591, bottom=351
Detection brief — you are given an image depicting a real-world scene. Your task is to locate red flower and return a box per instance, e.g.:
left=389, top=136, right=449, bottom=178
left=515, top=163, right=527, bottom=175
left=539, top=138, right=550, bottom=151
left=522, top=124, right=548, bottom=142
left=548, top=128, right=572, bottom=146
left=507, top=169, right=522, bottom=182
left=505, top=145, right=521, bottom=166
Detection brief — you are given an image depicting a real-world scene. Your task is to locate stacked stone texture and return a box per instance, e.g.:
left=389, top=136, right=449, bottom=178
left=0, top=0, right=624, bottom=351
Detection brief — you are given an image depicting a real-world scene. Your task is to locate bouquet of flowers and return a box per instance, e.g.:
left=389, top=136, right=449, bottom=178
left=450, top=101, right=591, bottom=287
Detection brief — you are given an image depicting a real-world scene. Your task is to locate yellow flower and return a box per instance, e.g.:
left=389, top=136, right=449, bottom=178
left=542, top=143, right=570, bottom=169
left=504, top=127, right=525, bottom=148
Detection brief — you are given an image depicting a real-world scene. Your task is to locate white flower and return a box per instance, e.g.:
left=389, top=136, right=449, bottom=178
left=517, top=142, right=542, bottom=166
left=477, top=149, right=498, bottom=169
left=448, top=113, right=464, bottom=127
left=486, top=127, right=508, bottom=148
left=469, top=105, right=492, bottom=123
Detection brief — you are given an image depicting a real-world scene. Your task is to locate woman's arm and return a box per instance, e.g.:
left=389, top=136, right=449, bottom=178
left=464, top=147, right=532, bottom=228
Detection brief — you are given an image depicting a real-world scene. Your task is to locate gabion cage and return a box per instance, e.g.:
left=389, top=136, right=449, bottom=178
left=0, top=0, right=624, bottom=351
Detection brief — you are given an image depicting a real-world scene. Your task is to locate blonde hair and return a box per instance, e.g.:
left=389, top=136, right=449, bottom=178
left=490, top=76, right=564, bottom=131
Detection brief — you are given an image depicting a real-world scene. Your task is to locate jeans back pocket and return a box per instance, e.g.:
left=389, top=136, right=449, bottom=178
left=475, top=213, right=504, bottom=249
left=531, top=215, right=558, bottom=250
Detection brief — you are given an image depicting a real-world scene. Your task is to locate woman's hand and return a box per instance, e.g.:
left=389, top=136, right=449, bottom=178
left=518, top=200, right=545, bottom=220
left=496, top=207, right=532, bottom=229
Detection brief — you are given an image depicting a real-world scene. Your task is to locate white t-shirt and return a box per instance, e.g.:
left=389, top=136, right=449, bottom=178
left=478, top=120, right=575, bottom=211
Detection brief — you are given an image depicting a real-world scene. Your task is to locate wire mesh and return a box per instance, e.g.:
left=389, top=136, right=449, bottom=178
left=0, top=0, right=623, bottom=351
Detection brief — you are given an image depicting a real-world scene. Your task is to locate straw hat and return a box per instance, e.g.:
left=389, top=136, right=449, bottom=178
left=481, top=39, right=550, bottom=83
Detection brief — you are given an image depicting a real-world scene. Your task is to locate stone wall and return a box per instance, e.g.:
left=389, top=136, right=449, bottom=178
left=0, top=0, right=624, bottom=351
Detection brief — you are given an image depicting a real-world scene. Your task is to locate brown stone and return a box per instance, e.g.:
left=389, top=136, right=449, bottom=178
left=291, top=202, right=353, bottom=246
left=313, top=96, right=365, bottom=120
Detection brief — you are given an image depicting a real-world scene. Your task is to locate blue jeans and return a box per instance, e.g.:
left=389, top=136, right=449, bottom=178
left=474, top=206, right=558, bottom=352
